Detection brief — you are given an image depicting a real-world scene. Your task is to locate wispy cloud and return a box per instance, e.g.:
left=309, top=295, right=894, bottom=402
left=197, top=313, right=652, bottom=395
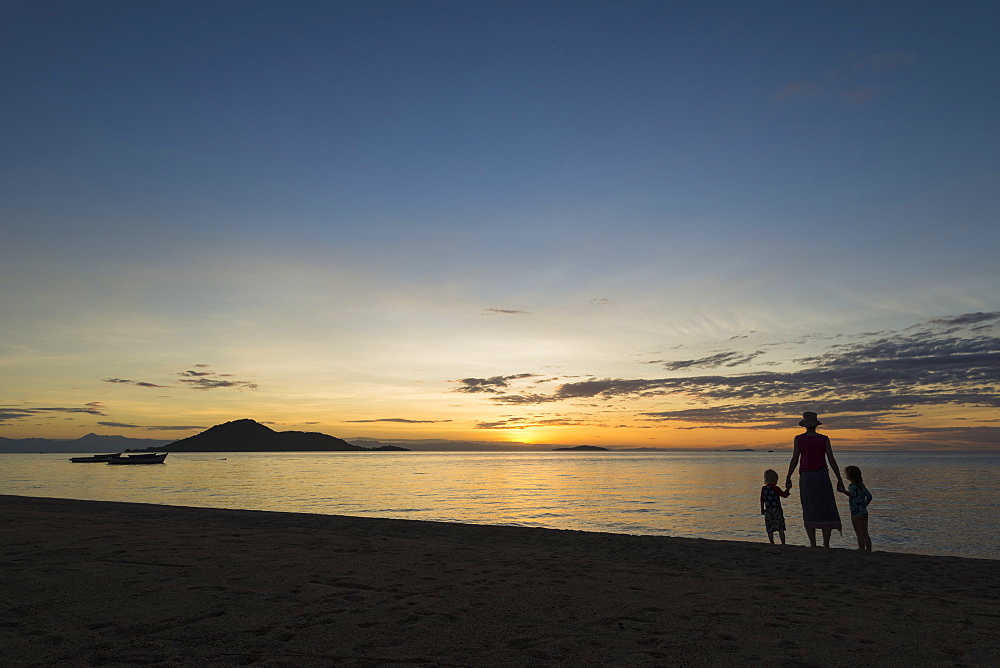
left=96, top=421, right=204, bottom=431
left=773, top=50, right=919, bottom=105
left=772, top=81, right=823, bottom=101
left=0, top=405, right=107, bottom=424
left=101, top=378, right=168, bottom=388
left=177, top=377, right=258, bottom=391
left=844, top=86, right=877, bottom=105
left=483, top=308, right=529, bottom=315
left=101, top=367, right=257, bottom=391
left=343, top=418, right=454, bottom=424
left=475, top=416, right=601, bottom=430
left=650, top=349, right=765, bottom=370
left=452, top=373, right=538, bottom=394
left=471, top=313, right=1000, bottom=437
left=859, top=51, right=918, bottom=72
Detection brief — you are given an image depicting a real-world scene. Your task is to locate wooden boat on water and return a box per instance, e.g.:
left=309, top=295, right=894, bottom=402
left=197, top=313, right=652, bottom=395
left=107, top=453, right=168, bottom=465
left=69, top=453, right=121, bottom=463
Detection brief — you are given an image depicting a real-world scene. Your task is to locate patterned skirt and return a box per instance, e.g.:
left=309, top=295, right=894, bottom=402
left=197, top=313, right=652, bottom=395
left=799, top=469, right=843, bottom=531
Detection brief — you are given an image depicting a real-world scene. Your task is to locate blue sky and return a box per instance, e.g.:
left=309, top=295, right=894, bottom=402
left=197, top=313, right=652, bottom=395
left=2, top=1, right=998, bottom=449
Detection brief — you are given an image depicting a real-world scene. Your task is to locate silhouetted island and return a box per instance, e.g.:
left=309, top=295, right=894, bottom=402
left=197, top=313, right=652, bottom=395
left=552, top=445, right=609, bottom=451
left=150, top=419, right=409, bottom=452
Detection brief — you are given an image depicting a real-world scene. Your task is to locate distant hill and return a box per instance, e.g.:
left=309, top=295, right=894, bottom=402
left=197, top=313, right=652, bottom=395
left=0, top=433, right=173, bottom=454
left=159, top=419, right=395, bottom=452
left=552, top=445, right=609, bottom=451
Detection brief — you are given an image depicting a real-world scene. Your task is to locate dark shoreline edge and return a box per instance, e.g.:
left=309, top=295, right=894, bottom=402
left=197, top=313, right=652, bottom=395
left=5, top=493, right=998, bottom=566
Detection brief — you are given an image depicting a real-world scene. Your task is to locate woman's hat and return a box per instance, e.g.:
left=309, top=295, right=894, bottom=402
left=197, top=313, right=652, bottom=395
left=799, top=411, right=822, bottom=427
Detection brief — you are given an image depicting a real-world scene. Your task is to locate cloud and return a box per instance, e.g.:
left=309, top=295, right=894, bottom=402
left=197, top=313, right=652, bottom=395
left=845, top=86, right=877, bottom=105
left=772, top=81, right=823, bottom=101
left=102, top=367, right=257, bottom=391
left=928, top=311, right=1000, bottom=328
left=475, top=416, right=600, bottom=429
left=174, top=367, right=258, bottom=390
left=895, top=426, right=1000, bottom=448
left=476, top=418, right=531, bottom=429
left=343, top=418, right=454, bottom=424
left=0, top=405, right=107, bottom=424
left=860, top=51, right=918, bottom=72
left=653, top=350, right=765, bottom=370
left=452, top=373, right=538, bottom=394
left=178, top=377, right=258, bottom=390
left=97, top=422, right=203, bottom=431
left=483, top=308, right=529, bottom=315
left=101, top=378, right=167, bottom=388
left=472, top=312, right=1000, bottom=435
left=775, top=50, right=918, bottom=105
left=491, top=393, right=562, bottom=405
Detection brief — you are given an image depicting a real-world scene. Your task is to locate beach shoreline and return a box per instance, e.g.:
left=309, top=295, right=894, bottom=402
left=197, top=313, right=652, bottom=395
left=3, top=494, right=999, bottom=666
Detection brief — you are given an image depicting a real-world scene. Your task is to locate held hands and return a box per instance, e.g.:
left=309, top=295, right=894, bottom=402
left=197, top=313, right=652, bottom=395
left=836, top=480, right=846, bottom=493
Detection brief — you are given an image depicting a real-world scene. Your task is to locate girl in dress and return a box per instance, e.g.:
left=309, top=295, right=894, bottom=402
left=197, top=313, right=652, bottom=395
left=760, top=469, right=791, bottom=544
left=839, top=465, right=873, bottom=551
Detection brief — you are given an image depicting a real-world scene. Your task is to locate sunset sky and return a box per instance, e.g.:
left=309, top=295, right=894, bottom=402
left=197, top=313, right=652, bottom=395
left=2, top=1, right=998, bottom=451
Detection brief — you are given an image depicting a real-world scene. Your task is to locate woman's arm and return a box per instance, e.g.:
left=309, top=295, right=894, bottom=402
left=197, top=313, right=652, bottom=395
left=785, top=439, right=800, bottom=487
left=825, top=438, right=845, bottom=491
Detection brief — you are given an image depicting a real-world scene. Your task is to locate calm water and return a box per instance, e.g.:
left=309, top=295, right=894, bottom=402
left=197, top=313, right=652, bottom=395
left=2, top=451, right=998, bottom=560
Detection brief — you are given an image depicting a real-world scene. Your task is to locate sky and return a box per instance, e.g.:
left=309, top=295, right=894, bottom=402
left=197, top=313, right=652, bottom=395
left=2, top=1, right=998, bottom=451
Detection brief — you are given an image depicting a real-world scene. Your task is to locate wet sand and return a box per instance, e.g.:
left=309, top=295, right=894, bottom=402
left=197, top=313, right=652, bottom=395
left=3, top=494, right=999, bottom=667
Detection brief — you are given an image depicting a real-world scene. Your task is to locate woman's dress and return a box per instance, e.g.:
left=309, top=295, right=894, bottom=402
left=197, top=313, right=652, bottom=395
left=795, top=432, right=842, bottom=531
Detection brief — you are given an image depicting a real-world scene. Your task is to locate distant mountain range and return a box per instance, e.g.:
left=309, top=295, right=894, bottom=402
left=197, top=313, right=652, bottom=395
left=0, top=433, right=173, bottom=454
left=1, top=419, right=408, bottom=453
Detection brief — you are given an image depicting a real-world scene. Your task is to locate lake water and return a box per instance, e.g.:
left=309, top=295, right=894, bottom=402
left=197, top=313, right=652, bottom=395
left=3, top=451, right=998, bottom=560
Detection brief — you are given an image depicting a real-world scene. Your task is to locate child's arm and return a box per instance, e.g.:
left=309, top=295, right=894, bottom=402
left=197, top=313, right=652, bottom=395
left=760, top=488, right=766, bottom=514
left=778, top=486, right=790, bottom=498
left=837, top=486, right=854, bottom=498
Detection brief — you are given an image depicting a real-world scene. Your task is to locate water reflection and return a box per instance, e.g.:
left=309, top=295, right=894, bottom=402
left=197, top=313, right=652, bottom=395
left=2, top=451, right=998, bottom=560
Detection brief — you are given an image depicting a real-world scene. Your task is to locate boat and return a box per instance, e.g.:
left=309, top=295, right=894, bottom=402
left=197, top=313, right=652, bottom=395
left=107, top=453, right=168, bottom=465
left=69, top=453, right=121, bottom=463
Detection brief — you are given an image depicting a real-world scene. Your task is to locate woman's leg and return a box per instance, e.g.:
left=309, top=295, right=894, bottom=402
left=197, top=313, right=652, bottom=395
left=778, top=529, right=786, bottom=545
left=821, top=528, right=832, bottom=547
left=805, top=526, right=817, bottom=547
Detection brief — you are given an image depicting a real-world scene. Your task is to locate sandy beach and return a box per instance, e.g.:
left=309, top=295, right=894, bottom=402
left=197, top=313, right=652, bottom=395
left=3, top=495, right=999, bottom=667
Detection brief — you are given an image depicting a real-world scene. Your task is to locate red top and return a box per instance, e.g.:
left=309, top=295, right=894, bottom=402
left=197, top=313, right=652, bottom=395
left=796, top=433, right=830, bottom=471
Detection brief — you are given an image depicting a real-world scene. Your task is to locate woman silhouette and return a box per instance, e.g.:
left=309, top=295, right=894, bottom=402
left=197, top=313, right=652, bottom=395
left=785, top=411, right=844, bottom=547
